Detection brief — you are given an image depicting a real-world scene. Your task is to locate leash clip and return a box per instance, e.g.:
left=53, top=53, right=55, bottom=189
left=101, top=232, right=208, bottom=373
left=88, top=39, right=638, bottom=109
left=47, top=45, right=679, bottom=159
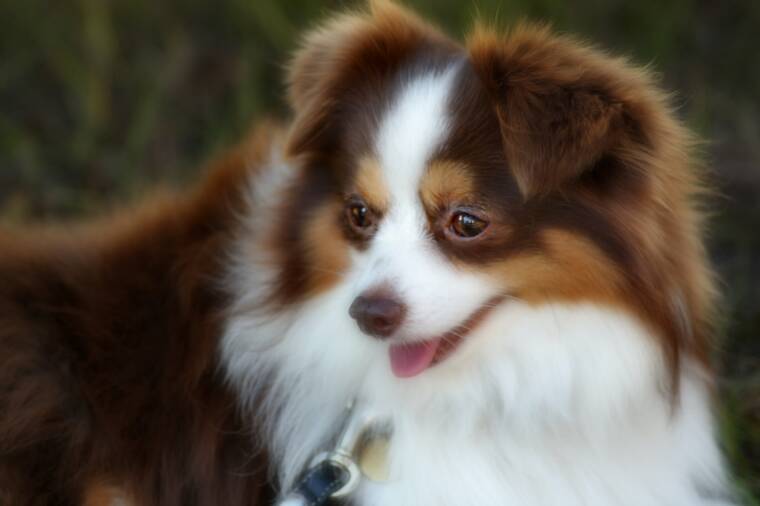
left=306, top=450, right=361, bottom=499
left=276, top=400, right=391, bottom=505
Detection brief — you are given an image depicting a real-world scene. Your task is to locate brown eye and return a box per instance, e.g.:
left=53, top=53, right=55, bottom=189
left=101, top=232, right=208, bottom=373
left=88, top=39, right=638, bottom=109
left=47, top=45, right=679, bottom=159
left=451, top=212, right=488, bottom=238
left=346, top=201, right=373, bottom=232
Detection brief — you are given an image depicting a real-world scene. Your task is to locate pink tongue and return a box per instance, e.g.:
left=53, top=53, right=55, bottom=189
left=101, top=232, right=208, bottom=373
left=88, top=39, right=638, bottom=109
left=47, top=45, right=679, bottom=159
left=389, top=339, right=441, bottom=378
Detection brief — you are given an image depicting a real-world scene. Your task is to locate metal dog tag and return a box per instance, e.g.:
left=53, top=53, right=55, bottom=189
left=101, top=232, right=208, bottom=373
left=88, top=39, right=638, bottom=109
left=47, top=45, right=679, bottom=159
left=357, top=432, right=391, bottom=482
left=324, top=400, right=392, bottom=487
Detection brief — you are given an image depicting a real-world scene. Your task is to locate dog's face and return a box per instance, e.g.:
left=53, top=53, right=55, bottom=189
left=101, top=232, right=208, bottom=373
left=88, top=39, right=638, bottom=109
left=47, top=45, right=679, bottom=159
left=218, top=2, right=719, bottom=491
left=254, top=2, right=711, bottom=389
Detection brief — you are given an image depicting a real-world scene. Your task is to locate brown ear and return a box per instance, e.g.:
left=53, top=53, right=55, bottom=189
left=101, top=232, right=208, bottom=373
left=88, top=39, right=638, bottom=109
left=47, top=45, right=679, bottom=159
left=285, top=1, right=455, bottom=157
left=285, top=11, right=368, bottom=156
left=286, top=13, right=367, bottom=114
left=468, top=24, right=625, bottom=197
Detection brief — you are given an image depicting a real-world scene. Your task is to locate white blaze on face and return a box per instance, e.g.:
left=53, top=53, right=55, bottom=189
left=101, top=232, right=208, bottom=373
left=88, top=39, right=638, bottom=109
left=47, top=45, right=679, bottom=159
left=376, top=68, right=455, bottom=207
left=352, top=66, right=500, bottom=344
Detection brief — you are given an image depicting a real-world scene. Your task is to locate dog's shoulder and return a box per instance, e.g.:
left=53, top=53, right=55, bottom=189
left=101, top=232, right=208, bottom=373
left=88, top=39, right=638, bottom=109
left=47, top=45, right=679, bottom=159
left=0, top=121, right=283, bottom=505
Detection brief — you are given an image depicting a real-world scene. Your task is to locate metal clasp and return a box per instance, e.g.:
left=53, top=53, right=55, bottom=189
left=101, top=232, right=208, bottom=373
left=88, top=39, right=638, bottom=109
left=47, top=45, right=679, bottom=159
left=311, top=400, right=392, bottom=498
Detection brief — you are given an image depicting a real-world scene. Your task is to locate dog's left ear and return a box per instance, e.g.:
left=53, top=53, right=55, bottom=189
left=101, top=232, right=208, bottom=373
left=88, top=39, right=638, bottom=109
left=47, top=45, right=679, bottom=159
left=468, top=25, right=627, bottom=198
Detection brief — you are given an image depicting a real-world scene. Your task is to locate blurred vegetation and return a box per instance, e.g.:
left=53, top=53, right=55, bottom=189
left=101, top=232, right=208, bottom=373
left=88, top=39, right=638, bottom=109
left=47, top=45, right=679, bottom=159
left=1, top=0, right=758, bottom=502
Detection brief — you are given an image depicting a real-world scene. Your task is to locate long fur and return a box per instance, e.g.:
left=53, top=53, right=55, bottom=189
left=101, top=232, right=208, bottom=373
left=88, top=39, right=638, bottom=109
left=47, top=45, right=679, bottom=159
left=0, top=127, right=279, bottom=505
left=0, top=2, right=734, bottom=505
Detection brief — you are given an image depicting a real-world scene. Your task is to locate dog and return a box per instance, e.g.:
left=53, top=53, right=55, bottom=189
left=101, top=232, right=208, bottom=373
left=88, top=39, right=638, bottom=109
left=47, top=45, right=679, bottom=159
left=0, top=1, right=735, bottom=505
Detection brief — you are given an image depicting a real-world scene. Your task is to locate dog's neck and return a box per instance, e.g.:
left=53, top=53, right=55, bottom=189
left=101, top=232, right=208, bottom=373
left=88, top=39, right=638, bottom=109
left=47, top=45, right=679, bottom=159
left=223, top=287, right=729, bottom=506
left=217, top=156, right=732, bottom=505
left=215, top=156, right=722, bottom=506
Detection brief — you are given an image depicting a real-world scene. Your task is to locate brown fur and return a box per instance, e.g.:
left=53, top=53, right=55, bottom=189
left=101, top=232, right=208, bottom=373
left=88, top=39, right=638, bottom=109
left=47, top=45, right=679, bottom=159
left=302, top=200, right=351, bottom=295
left=0, top=1, right=717, bottom=503
left=82, top=482, right=131, bottom=506
left=0, top=124, right=280, bottom=505
left=419, top=161, right=477, bottom=214
left=286, top=1, right=459, bottom=161
left=282, top=1, right=716, bottom=392
left=466, top=22, right=717, bottom=384
left=353, top=157, right=390, bottom=213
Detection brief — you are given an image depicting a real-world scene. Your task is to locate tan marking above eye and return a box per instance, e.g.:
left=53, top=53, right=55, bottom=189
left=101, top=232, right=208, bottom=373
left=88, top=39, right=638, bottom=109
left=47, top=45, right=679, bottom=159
left=353, top=157, right=390, bottom=212
left=420, top=160, right=477, bottom=213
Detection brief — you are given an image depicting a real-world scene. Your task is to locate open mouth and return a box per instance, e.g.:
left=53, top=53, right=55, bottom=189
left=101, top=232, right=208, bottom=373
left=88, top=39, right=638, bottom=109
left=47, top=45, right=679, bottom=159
left=388, top=295, right=505, bottom=378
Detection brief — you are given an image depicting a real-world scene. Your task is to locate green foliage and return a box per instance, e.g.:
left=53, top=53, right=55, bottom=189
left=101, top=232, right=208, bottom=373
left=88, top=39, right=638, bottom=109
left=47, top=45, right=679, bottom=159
left=1, top=0, right=758, bottom=501
left=1, top=0, right=758, bottom=217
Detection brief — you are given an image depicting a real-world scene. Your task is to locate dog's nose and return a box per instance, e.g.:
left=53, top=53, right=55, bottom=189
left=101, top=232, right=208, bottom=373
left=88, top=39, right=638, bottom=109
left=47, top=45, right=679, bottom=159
left=349, top=293, right=406, bottom=339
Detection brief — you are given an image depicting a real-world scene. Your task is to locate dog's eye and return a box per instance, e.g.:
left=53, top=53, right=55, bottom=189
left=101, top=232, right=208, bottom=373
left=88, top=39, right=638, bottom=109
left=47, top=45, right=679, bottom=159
left=346, top=202, right=373, bottom=231
left=451, top=212, right=488, bottom=238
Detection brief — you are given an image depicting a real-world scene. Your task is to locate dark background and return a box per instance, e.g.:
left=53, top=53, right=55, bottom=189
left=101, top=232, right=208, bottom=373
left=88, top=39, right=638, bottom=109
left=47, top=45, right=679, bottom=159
left=1, top=0, right=758, bottom=501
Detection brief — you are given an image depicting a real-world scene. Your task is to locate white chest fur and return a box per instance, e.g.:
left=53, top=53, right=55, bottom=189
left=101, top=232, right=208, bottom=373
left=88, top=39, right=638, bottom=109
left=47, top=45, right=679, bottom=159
left=356, top=377, right=727, bottom=506
left=223, top=283, right=734, bottom=506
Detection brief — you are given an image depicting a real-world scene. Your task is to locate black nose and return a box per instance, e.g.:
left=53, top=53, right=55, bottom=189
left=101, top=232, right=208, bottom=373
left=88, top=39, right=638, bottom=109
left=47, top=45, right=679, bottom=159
left=349, top=293, right=406, bottom=339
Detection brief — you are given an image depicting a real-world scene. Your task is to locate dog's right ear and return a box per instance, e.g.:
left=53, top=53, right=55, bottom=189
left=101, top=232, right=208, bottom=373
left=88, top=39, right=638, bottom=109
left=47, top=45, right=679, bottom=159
left=286, top=1, right=454, bottom=157
left=286, top=12, right=366, bottom=116
left=285, top=11, right=367, bottom=157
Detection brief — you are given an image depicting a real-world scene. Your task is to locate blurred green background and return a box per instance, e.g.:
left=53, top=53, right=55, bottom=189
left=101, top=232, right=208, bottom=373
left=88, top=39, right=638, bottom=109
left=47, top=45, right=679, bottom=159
left=1, top=0, right=758, bottom=502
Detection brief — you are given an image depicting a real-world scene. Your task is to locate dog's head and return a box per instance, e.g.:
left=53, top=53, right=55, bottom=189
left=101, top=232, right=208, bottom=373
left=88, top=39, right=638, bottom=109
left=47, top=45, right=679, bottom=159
left=253, top=1, right=712, bottom=393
